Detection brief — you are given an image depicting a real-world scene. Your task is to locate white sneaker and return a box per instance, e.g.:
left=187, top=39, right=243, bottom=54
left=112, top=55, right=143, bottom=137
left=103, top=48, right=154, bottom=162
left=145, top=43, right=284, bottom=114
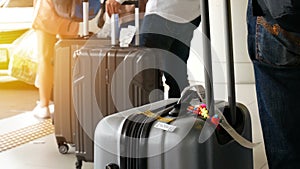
left=33, top=104, right=51, bottom=119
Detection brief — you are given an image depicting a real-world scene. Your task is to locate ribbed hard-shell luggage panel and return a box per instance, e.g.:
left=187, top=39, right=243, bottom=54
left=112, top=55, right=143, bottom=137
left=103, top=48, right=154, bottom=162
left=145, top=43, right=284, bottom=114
left=54, top=38, right=110, bottom=154
left=54, top=39, right=88, bottom=154
left=94, top=99, right=253, bottom=169
left=72, top=46, right=163, bottom=167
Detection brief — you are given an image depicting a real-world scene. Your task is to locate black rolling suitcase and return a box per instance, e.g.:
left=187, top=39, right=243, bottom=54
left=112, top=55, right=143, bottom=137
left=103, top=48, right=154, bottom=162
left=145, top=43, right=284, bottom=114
left=94, top=0, right=259, bottom=168
left=71, top=1, right=164, bottom=168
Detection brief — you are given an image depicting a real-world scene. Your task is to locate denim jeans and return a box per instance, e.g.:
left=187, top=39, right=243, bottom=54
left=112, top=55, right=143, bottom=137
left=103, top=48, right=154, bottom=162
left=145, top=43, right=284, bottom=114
left=140, top=14, right=201, bottom=98
left=247, top=0, right=300, bottom=168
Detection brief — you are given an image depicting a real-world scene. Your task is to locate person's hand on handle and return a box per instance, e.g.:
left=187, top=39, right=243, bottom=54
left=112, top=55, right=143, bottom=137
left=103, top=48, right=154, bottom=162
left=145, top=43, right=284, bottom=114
left=106, top=0, right=121, bottom=17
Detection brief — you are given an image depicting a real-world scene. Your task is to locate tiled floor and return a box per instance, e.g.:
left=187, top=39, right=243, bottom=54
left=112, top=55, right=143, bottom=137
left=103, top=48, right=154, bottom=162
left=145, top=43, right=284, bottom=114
left=0, top=76, right=268, bottom=169
left=0, top=75, right=93, bottom=169
left=0, top=111, right=93, bottom=169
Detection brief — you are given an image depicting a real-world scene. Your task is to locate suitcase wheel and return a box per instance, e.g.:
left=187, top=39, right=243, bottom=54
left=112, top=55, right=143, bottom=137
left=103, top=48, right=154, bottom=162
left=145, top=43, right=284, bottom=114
left=76, top=160, right=82, bottom=169
left=58, top=144, right=69, bottom=154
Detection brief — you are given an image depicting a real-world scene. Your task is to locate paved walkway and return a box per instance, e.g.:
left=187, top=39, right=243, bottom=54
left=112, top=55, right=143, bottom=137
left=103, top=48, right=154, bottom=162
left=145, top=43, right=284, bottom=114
left=0, top=70, right=38, bottom=119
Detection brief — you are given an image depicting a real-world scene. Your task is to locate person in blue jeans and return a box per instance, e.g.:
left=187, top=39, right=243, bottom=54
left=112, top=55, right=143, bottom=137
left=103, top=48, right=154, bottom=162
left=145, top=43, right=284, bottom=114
left=246, top=0, right=300, bottom=168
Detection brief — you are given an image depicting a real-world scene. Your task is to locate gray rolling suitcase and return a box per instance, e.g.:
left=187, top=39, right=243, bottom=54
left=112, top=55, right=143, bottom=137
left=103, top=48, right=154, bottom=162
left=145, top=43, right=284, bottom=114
left=54, top=38, right=110, bottom=154
left=54, top=39, right=86, bottom=154
left=72, top=46, right=163, bottom=168
left=94, top=97, right=253, bottom=169
left=94, top=0, right=256, bottom=168
left=53, top=0, right=110, bottom=155
left=71, top=1, right=163, bottom=168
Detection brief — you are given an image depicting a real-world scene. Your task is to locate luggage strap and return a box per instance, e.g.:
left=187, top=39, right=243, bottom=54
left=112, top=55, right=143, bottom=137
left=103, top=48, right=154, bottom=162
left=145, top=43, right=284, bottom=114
left=218, top=113, right=261, bottom=149
left=188, top=104, right=261, bottom=149
left=138, top=101, right=261, bottom=149
left=140, top=110, right=176, bottom=123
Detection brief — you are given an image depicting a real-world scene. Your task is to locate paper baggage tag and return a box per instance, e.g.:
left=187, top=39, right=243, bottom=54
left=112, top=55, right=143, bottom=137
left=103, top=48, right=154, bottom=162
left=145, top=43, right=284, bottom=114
left=154, top=122, right=177, bottom=132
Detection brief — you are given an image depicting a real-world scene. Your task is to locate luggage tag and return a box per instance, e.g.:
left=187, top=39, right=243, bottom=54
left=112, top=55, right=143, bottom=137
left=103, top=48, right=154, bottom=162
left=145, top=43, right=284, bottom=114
left=111, top=5, right=139, bottom=47
left=153, top=122, right=177, bottom=132
left=119, top=25, right=136, bottom=47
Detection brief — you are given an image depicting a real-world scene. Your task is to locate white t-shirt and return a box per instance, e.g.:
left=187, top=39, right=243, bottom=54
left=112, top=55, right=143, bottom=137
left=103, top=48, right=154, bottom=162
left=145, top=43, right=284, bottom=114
left=117, top=0, right=201, bottom=23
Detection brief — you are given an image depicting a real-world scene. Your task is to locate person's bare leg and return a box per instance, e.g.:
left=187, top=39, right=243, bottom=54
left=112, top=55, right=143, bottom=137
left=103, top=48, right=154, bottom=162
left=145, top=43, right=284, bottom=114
left=34, top=30, right=57, bottom=118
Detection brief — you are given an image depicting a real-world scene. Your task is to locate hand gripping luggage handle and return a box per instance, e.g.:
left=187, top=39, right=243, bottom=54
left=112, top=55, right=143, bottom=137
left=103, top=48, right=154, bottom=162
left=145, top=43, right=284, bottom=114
left=111, top=0, right=140, bottom=46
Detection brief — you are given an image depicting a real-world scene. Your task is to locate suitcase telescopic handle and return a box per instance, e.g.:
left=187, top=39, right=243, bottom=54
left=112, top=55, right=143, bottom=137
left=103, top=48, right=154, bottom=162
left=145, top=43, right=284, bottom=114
left=223, top=0, right=236, bottom=124
left=201, top=0, right=214, bottom=117
left=201, top=0, right=236, bottom=124
left=200, top=0, right=261, bottom=152
left=111, top=0, right=140, bottom=46
left=82, top=0, right=89, bottom=37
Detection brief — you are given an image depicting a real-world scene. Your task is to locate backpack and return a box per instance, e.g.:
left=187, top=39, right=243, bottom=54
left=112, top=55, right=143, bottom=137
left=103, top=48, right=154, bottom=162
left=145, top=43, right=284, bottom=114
left=52, top=0, right=101, bottom=22
left=258, top=0, right=300, bottom=33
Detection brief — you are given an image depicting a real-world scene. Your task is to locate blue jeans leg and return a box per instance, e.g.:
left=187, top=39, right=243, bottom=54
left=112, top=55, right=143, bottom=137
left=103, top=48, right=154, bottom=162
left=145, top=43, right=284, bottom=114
left=247, top=0, right=300, bottom=168
left=253, top=61, right=300, bottom=169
